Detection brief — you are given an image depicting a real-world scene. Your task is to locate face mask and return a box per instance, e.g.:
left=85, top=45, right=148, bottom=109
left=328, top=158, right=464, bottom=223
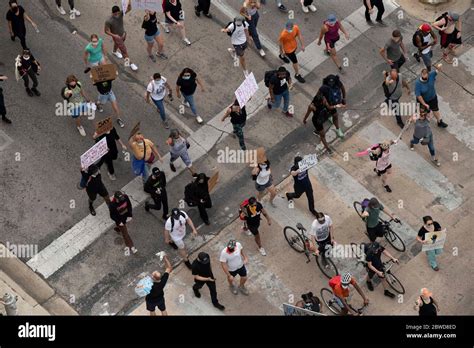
left=91, top=41, right=99, bottom=46
left=318, top=219, right=325, bottom=224
left=260, top=164, right=267, bottom=169
left=227, top=247, right=235, bottom=253
left=421, top=77, right=428, bottom=82
left=69, top=83, right=76, bottom=88
left=198, top=180, right=204, bottom=184
left=287, top=29, right=293, bottom=33
left=23, top=56, right=30, bottom=60
left=182, top=76, right=191, bottom=80
left=154, top=79, right=161, bottom=83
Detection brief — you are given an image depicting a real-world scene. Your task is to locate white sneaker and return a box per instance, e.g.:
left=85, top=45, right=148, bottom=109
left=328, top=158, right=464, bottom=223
left=108, top=172, right=117, bottom=181
left=302, top=5, right=309, bottom=13
left=73, top=8, right=81, bottom=16
left=246, top=230, right=252, bottom=236
left=259, top=247, right=267, bottom=256
left=309, top=4, right=317, bottom=12
left=131, top=247, right=138, bottom=254
left=182, top=100, right=190, bottom=108
left=130, top=63, right=138, bottom=71
left=57, top=6, right=66, bottom=15
left=196, top=115, right=203, bottom=124
left=77, top=125, right=86, bottom=136
left=113, top=51, right=123, bottom=59
left=259, top=49, right=266, bottom=57
left=183, top=38, right=191, bottom=46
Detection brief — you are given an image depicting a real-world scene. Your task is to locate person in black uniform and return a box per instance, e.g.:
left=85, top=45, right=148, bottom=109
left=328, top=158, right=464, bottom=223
left=109, top=191, right=137, bottom=254
left=192, top=252, right=225, bottom=310
left=16, top=49, right=41, bottom=97
left=79, top=164, right=110, bottom=216
left=186, top=173, right=212, bottom=225
left=0, top=75, right=11, bottom=124
left=93, top=126, right=127, bottom=181
left=194, top=0, right=212, bottom=18
left=146, top=253, right=172, bottom=316
left=302, top=90, right=333, bottom=154
left=285, top=156, right=317, bottom=216
left=144, top=167, right=169, bottom=220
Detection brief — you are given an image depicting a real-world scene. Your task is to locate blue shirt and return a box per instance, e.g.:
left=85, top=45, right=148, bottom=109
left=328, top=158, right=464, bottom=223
left=415, top=71, right=437, bottom=102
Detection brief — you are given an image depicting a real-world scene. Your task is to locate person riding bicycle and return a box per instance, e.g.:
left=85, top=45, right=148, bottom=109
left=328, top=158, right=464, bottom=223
left=329, top=272, right=369, bottom=315
left=363, top=241, right=399, bottom=298
left=295, top=292, right=321, bottom=313
left=309, top=212, right=335, bottom=266
left=361, top=197, right=399, bottom=242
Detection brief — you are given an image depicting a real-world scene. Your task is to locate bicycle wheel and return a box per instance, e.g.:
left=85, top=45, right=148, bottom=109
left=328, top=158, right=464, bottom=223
left=283, top=226, right=305, bottom=253
left=385, top=271, right=405, bottom=294
left=353, top=201, right=364, bottom=219
left=384, top=227, right=406, bottom=252
left=320, top=288, right=341, bottom=315
left=315, top=255, right=339, bottom=279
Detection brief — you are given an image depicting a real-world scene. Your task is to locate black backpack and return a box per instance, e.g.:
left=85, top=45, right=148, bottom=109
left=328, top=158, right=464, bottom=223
left=184, top=182, right=197, bottom=207
left=382, top=76, right=399, bottom=100
left=322, top=75, right=343, bottom=105
left=369, top=144, right=382, bottom=161
left=264, top=70, right=279, bottom=87
left=412, top=29, right=425, bottom=48
left=225, top=20, right=237, bottom=37
left=434, top=12, right=449, bottom=35
left=170, top=211, right=187, bottom=230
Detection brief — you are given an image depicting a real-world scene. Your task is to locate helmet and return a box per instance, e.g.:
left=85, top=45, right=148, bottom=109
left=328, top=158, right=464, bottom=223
left=341, top=272, right=352, bottom=288
left=197, top=252, right=210, bottom=264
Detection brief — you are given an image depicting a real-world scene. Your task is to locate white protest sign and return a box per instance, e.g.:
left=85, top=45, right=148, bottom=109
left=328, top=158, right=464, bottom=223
left=124, top=0, right=163, bottom=12
left=422, top=229, right=447, bottom=251
left=282, top=303, right=326, bottom=316
left=298, top=154, right=318, bottom=172
left=235, top=72, right=259, bottom=108
left=80, top=137, right=109, bottom=170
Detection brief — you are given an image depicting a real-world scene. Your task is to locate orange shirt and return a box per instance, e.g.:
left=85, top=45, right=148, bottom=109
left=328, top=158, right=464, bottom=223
left=332, top=277, right=356, bottom=299
left=279, top=25, right=300, bottom=54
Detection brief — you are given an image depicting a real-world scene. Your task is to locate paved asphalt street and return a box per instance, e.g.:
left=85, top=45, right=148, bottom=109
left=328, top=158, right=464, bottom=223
left=0, top=0, right=473, bottom=315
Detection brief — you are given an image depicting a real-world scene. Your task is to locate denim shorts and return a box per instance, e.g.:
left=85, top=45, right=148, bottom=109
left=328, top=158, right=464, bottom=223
left=144, top=30, right=160, bottom=43
left=70, top=103, right=88, bottom=118
left=98, top=91, right=117, bottom=104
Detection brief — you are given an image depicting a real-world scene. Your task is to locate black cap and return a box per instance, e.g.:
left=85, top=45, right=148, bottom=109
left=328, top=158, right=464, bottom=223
left=112, top=5, right=120, bottom=13
left=197, top=252, right=210, bottom=264
left=114, top=191, right=126, bottom=202
left=171, top=208, right=180, bottom=218
left=152, top=167, right=160, bottom=176
left=88, top=164, right=99, bottom=175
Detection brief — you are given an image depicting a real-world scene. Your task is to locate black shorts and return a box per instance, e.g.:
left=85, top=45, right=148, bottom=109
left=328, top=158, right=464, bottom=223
left=233, top=42, right=248, bottom=57
left=312, top=115, right=325, bottom=132
left=440, top=29, right=462, bottom=48
left=285, top=50, right=298, bottom=64
left=229, top=265, right=247, bottom=278
left=367, top=222, right=385, bottom=242
left=316, top=236, right=332, bottom=254
left=325, top=36, right=339, bottom=49
left=146, top=298, right=166, bottom=312
left=421, top=96, right=439, bottom=112
left=375, top=163, right=392, bottom=176
left=367, top=265, right=385, bottom=279
left=247, top=224, right=260, bottom=236
left=87, top=186, right=109, bottom=201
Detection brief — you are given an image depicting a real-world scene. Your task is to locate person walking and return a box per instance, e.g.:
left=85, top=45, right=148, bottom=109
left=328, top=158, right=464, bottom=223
left=319, top=74, right=345, bottom=138
left=194, top=0, right=213, bottom=18
left=309, top=212, right=335, bottom=267
left=163, top=0, right=191, bottom=46
left=55, top=0, right=80, bottom=17
left=129, top=132, right=163, bottom=183
left=84, top=34, right=106, bottom=69
left=368, top=140, right=396, bottom=193
left=0, top=75, right=11, bottom=124
left=144, top=167, right=169, bottom=220
left=295, top=292, right=321, bottom=312
left=104, top=5, right=138, bottom=71
left=382, top=68, right=410, bottom=128
left=364, top=0, right=386, bottom=26
left=260, top=0, right=287, bottom=12
left=7, top=0, right=38, bottom=50
left=379, top=30, right=408, bottom=71
left=222, top=16, right=250, bottom=77
left=416, top=215, right=444, bottom=271
left=16, top=49, right=41, bottom=97
left=94, top=79, right=124, bottom=128
left=62, top=75, right=91, bottom=136
left=240, top=0, right=265, bottom=57
left=414, top=288, right=439, bottom=316
left=93, top=126, right=127, bottom=181
left=300, top=0, right=317, bottom=13
left=239, top=196, right=272, bottom=256
left=176, top=68, right=204, bottom=124
left=146, top=72, right=173, bottom=129
left=142, top=10, right=168, bottom=62
left=285, top=155, right=317, bottom=216
left=146, top=253, right=172, bottom=316
left=363, top=241, right=398, bottom=298
left=167, top=129, right=196, bottom=175
left=185, top=173, right=212, bottom=225
left=415, top=64, right=448, bottom=128
left=361, top=197, right=399, bottom=242
left=109, top=191, right=138, bottom=254
left=252, top=160, right=276, bottom=206
left=266, top=66, right=293, bottom=117
left=221, top=100, right=247, bottom=150
left=317, top=14, right=349, bottom=72
left=79, top=164, right=110, bottom=216
left=432, top=12, right=462, bottom=63
left=164, top=208, right=198, bottom=270
left=302, top=89, right=333, bottom=154
left=192, top=252, right=225, bottom=310
left=220, top=239, right=249, bottom=295
left=413, top=23, right=437, bottom=72
left=278, top=21, right=305, bottom=83
left=409, top=106, right=441, bottom=167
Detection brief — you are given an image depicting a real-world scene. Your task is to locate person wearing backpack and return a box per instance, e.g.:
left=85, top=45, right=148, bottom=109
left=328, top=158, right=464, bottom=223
left=62, top=74, right=92, bottom=137
left=302, top=89, right=333, bottom=154
left=368, top=140, right=396, bottom=192
left=432, top=12, right=462, bottom=64
left=221, top=99, right=247, bottom=150
left=221, top=16, right=250, bottom=77
left=79, top=164, right=110, bottom=216
left=167, top=128, right=195, bottom=175
left=361, top=198, right=399, bottom=242
left=278, top=21, right=306, bottom=83
left=109, top=191, right=137, bottom=254
left=129, top=132, right=163, bottom=183
left=144, top=167, right=169, bottom=220
left=185, top=173, right=212, bottom=225
left=379, top=29, right=408, bottom=71
left=319, top=74, right=345, bottom=138
left=17, top=49, right=41, bottom=97
left=266, top=67, right=293, bottom=118
left=163, top=208, right=199, bottom=269
left=285, top=156, right=317, bottom=216
left=240, top=0, right=265, bottom=57
left=412, top=23, right=437, bottom=72
left=239, top=196, right=271, bottom=256
left=382, top=68, right=410, bottom=129
left=0, top=74, right=11, bottom=124
left=295, top=292, right=321, bottom=313
left=252, top=159, right=276, bottom=206
left=317, top=14, right=349, bottom=72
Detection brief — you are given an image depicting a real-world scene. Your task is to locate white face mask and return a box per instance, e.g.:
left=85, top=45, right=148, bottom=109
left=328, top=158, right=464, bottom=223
left=260, top=164, right=267, bottom=169
left=23, top=56, right=30, bottom=60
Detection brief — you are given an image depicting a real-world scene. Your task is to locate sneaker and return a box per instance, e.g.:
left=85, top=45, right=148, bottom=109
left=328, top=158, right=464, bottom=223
left=384, top=185, right=392, bottom=193
left=437, top=120, right=448, bottom=128
left=131, top=247, right=138, bottom=254
left=170, top=162, right=176, bottom=172
left=213, top=303, right=225, bottom=311
left=184, top=260, right=192, bottom=270
left=366, top=281, right=374, bottom=291
left=112, top=51, right=123, bottom=59
left=163, top=120, right=170, bottom=129
left=327, top=148, right=334, bottom=155
left=117, top=118, right=125, bottom=128
left=77, top=125, right=86, bottom=136
left=26, top=88, right=34, bottom=97
left=144, top=202, right=150, bottom=212
left=57, top=5, right=66, bottom=15
left=182, top=100, right=190, bottom=108
left=284, top=111, right=294, bottom=118
left=130, top=63, right=138, bottom=71
left=165, top=26, right=170, bottom=34
left=324, top=49, right=330, bottom=56
left=230, top=285, right=238, bottom=295
left=309, top=4, right=317, bottom=12
left=302, top=5, right=309, bottom=13
left=432, top=266, right=440, bottom=271
left=279, top=54, right=290, bottom=64
left=410, top=143, right=415, bottom=151
left=204, top=13, right=213, bottom=18
left=384, top=290, right=396, bottom=298
left=156, top=52, right=168, bottom=60
left=70, top=9, right=81, bottom=16
left=267, top=99, right=272, bottom=110
left=193, top=288, right=201, bottom=298
left=148, top=54, right=156, bottom=63
left=239, top=286, right=249, bottom=296
left=108, top=172, right=117, bottom=181
left=278, top=4, right=288, bottom=12
left=295, top=74, right=306, bottom=83
left=376, top=20, right=388, bottom=27
left=183, top=38, right=191, bottom=46
left=336, top=128, right=344, bottom=138
left=196, top=116, right=203, bottom=124
left=397, top=121, right=405, bottom=129
left=31, top=87, right=41, bottom=96
left=312, top=130, right=318, bottom=136
left=413, top=52, right=421, bottom=62
left=259, top=247, right=267, bottom=256
left=89, top=204, right=96, bottom=216
left=1, top=116, right=12, bottom=124
left=97, top=104, right=104, bottom=113
left=431, top=157, right=441, bottom=167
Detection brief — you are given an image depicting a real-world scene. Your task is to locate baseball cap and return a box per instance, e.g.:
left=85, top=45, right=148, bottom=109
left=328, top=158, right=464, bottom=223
left=285, top=21, right=294, bottom=30
left=151, top=167, right=160, bottom=176
left=421, top=23, right=431, bottom=33
left=327, top=14, right=337, bottom=24
left=197, top=252, right=210, bottom=264
left=227, top=239, right=237, bottom=250
left=448, top=12, right=460, bottom=21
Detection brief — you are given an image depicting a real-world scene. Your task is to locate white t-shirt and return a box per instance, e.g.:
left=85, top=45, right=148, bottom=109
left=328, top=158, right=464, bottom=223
left=256, top=167, right=271, bottom=185
left=310, top=215, right=333, bottom=242
left=219, top=242, right=244, bottom=272
left=228, top=22, right=249, bottom=46
left=165, top=211, right=189, bottom=242
left=147, top=77, right=168, bottom=101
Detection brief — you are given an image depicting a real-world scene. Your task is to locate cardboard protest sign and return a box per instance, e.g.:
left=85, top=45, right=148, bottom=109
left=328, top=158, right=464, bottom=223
left=128, top=122, right=141, bottom=140
left=298, top=154, right=318, bottom=172
left=90, top=64, right=117, bottom=83
left=95, top=117, right=113, bottom=136
left=283, top=303, right=326, bottom=316
left=256, top=147, right=267, bottom=165
left=422, top=229, right=447, bottom=252
left=235, top=72, right=259, bottom=108
left=80, top=137, right=109, bottom=169
left=208, top=172, right=219, bottom=192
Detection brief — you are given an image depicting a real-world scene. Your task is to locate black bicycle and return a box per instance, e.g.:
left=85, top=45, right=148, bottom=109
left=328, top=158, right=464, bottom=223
left=320, top=287, right=368, bottom=316
left=283, top=223, right=338, bottom=279
left=353, top=201, right=406, bottom=252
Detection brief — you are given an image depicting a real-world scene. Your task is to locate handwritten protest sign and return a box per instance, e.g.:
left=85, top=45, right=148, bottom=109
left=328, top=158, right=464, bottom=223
left=283, top=303, right=326, bottom=316
left=91, top=64, right=117, bottom=83
left=422, top=229, right=447, bottom=252
left=208, top=172, right=219, bottom=192
left=128, top=122, right=141, bottom=140
left=80, top=137, right=109, bottom=169
left=124, top=0, right=163, bottom=12
left=298, top=154, right=318, bottom=172
left=256, top=147, right=267, bottom=165
left=95, top=117, right=113, bottom=136
left=235, top=72, right=259, bottom=108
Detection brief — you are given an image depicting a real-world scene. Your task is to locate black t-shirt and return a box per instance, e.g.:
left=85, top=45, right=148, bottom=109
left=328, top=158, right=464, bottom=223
left=245, top=202, right=263, bottom=226
left=269, top=72, right=290, bottom=95
left=145, top=272, right=169, bottom=302
left=311, top=94, right=329, bottom=120
left=192, top=260, right=214, bottom=279
left=96, top=127, right=119, bottom=157
left=366, top=245, right=385, bottom=271
left=85, top=173, right=106, bottom=194
left=142, top=12, right=158, bottom=36
left=417, top=221, right=441, bottom=241
left=290, top=165, right=311, bottom=187
left=176, top=73, right=197, bottom=96
left=95, top=80, right=113, bottom=95
left=230, top=106, right=247, bottom=125
left=144, top=171, right=167, bottom=194
left=164, top=0, right=182, bottom=21
left=6, top=6, right=26, bottom=34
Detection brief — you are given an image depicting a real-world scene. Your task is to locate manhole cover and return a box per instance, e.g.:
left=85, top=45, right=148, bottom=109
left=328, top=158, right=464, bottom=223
left=0, top=130, right=13, bottom=151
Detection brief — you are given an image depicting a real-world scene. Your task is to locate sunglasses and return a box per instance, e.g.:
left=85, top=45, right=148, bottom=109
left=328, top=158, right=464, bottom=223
left=427, top=222, right=434, bottom=226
